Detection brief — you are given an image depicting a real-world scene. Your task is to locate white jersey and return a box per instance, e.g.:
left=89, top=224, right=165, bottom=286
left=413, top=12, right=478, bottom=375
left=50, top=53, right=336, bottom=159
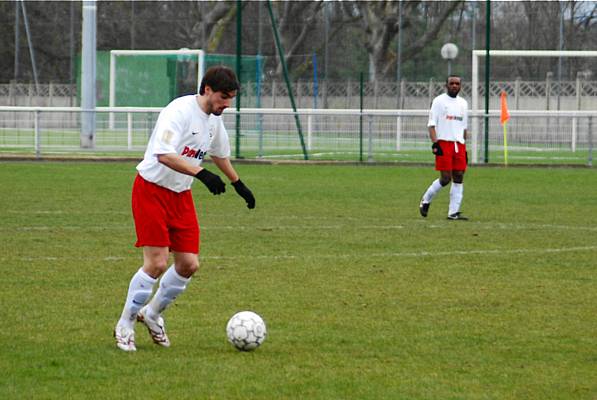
left=136, top=95, right=231, bottom=193
left=427, top=93, right=468, bottom=143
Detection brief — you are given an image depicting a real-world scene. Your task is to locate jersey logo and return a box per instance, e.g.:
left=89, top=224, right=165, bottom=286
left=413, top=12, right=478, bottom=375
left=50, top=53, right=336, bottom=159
left=161, top=130, right=174, bottom=144
left=181, top=146, right=206, bottom=160
left=192, top=131, right=200, bottom=135
left=445, top=115, right=463, bottom=121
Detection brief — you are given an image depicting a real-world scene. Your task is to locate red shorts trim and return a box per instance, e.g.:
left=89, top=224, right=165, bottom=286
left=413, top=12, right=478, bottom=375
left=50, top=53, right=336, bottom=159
left=435, top=141, right=467, bottom=171
left=131, top=174, right=200, bottom=254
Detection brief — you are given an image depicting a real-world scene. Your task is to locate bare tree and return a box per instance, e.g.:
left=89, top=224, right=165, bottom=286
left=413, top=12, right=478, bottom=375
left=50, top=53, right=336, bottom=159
left=174, top=2, right=237, bottom=52
left=269, top=1, right=325, bottom=75
left=355, top=1, right=463, bottom=81
left=3, top=1, right=597, bottom=84
left=489, top=1, right=597, bottom=80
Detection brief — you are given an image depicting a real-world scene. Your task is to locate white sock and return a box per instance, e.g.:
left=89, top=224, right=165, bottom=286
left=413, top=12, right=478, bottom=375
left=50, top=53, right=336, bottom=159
left=422, top=179, right=444, bottom=203
left=118, top=267, right=157, bottom=329
left=147, top=265, right=191, bottom=318
left=449, top=183, right=464, bottom=215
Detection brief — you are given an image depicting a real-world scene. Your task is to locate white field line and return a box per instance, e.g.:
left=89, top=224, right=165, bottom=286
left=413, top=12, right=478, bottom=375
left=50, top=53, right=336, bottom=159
left=6, top=210, right=129, bottom=215
left=368, top=245, right=597, bottom=259
left=4, top=209, right=597, bottom=233
left=5, top=245, right=597, bottom=263
left=2, top=222, right=597, bottom=232
left=205, top=245, right=597, bottom=260
left=3, top=225, right=403, bottom=232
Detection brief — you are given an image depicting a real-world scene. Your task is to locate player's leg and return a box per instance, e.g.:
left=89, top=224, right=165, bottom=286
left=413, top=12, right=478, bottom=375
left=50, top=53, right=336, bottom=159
left=447, top=143, right=468, bottom=220
left=115, top=175, right=171, bottom=351
left=420, top=141, right=453, bottom=217
left=114, top=246, right=168, bottom=351
left=448, top=170, right=465, bottom=217
left=139, top=253, right=197, bottom=347
left=146, top=252, right=197, bottom=316
left=138, top=189, right=199, bottom=347
left=118, top=247, right=169, bottom=326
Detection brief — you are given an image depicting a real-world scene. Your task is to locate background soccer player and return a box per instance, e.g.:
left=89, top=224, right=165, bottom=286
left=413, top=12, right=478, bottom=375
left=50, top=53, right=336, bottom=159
left=419, top=75, right=469, bottom=220
left=114, top=66, right=256, bottom=351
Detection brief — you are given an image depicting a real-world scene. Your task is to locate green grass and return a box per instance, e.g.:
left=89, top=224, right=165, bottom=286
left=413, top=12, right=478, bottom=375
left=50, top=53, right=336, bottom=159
left=0, top=162, right=596, bottom=399
left=0, top=145, right=592, bottom=166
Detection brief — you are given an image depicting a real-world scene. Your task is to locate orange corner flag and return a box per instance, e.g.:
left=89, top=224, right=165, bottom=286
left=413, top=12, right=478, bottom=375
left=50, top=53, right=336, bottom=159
left=500, top=91, right=510, bottom=125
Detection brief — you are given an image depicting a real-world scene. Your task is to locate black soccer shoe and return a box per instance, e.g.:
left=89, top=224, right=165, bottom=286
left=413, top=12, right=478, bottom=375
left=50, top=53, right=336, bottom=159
left=419, top=200, right=430, bottom=218
left=447, top=212, right=469, bottom=221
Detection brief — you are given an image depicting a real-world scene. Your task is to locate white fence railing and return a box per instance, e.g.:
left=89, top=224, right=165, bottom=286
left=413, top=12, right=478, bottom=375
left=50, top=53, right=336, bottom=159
left=0, top=106, right=594, bottom=166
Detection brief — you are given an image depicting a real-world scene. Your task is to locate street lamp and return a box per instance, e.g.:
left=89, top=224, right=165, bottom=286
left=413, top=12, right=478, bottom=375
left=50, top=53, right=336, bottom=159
left=441, top=43, right=458, bottom=75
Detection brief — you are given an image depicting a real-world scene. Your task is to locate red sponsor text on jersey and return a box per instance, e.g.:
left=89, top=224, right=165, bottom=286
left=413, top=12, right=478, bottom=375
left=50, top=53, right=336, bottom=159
left=181, top=146, right=207, bottom=160
left=445, top=115, right=463, bottom=121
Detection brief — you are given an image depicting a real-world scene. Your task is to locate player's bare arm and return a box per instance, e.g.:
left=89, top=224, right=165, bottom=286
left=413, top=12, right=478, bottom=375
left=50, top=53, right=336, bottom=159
left=428, top=126, right=438, bottom=143
left=210, top=155, right=239, bottom=182
left=157, top=153, right=203, bottom=176
left=428, top=126, right=443, bottom=156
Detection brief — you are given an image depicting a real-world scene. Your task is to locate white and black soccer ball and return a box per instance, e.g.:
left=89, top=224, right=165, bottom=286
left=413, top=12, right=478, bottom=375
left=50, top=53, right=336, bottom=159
left=226, top=311, right=267, bottom=351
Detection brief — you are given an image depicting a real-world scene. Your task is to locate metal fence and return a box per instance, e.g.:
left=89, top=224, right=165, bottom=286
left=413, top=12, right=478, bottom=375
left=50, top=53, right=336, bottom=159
left=0, top=106, right=594, bottom=166
left=2, top=79, right=597, bottom=110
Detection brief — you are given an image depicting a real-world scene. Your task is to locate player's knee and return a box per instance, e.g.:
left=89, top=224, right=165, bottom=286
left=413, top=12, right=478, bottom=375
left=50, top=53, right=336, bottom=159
left=439, top=177, right=451, bottom=186
left=145, top=259, right=169, bottom=277
left=452, top=173, right=464, bottom=184
left=179, top=259, right=199, bottom=277
left=186, top=260, right=199, bottom=276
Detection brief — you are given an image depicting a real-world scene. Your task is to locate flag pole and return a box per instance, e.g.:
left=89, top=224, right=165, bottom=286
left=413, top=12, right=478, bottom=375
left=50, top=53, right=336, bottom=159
left=503, top=122, right=508, bottom=166
left=500, top=91, right=510, bottom=166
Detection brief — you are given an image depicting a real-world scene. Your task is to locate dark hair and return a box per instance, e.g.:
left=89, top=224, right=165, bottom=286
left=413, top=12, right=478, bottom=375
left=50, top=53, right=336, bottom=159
left=199, top=66, right=240, bottom=95
left=446, top=75, right=462, bottom=84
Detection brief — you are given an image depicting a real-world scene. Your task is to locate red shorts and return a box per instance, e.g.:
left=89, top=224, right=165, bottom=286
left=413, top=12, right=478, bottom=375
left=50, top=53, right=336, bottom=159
left=435, top=140, right=467, bottom=171
left=131, top=174, right=200, bottom=254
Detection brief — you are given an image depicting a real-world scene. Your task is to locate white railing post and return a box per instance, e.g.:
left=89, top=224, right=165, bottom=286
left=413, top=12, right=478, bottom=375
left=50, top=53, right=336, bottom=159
left=367, top=114, right=374, bottom=162
left=257, top=113, right=264, bottom=158
left=396, top=116, right=401, bottom=151
left=573, top=73, right=582, bottom=152
left=34, top=110, right=41, bottom=158
left=588, top=116, right=593, bottom=167
left=307, top=114, right=312, bottom=151
left=572, top=118, right=577, bottom=153
left=127, top=111, right=133, bottom=150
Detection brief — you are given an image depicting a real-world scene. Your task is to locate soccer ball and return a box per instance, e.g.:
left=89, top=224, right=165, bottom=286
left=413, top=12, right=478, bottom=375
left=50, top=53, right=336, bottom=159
left=226, top=311, right=267, bottom=351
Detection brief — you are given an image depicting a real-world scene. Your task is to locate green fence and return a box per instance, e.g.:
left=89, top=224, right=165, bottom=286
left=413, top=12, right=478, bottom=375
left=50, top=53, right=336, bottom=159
left=75, top=52, right=263, bottom=107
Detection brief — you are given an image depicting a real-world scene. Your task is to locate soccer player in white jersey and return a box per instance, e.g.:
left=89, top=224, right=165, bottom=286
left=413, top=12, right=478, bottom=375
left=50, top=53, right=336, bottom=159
left=114, top=66, right=255, bottom=351
left=419, top=75, right=469, bottom=220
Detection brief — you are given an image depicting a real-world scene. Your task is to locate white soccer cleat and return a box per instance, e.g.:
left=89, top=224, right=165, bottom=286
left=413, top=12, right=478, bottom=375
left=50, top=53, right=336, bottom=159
left=137, top=306, right=171, bottom=347
left=114, top=324, right=136, bottom=352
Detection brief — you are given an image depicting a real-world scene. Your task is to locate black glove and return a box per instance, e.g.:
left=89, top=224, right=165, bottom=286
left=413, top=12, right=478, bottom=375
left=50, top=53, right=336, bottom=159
left=195, top=168, right=225, bottom=195
left=232, top=179, right=256, bottom=209
left=431, top=142, right=443, bottom=156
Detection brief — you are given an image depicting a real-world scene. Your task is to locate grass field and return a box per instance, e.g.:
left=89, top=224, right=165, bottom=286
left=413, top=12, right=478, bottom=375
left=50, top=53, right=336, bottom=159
left=0, top=145, right=592, bottom=166
left=1, top=161, right=596, bottom=399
